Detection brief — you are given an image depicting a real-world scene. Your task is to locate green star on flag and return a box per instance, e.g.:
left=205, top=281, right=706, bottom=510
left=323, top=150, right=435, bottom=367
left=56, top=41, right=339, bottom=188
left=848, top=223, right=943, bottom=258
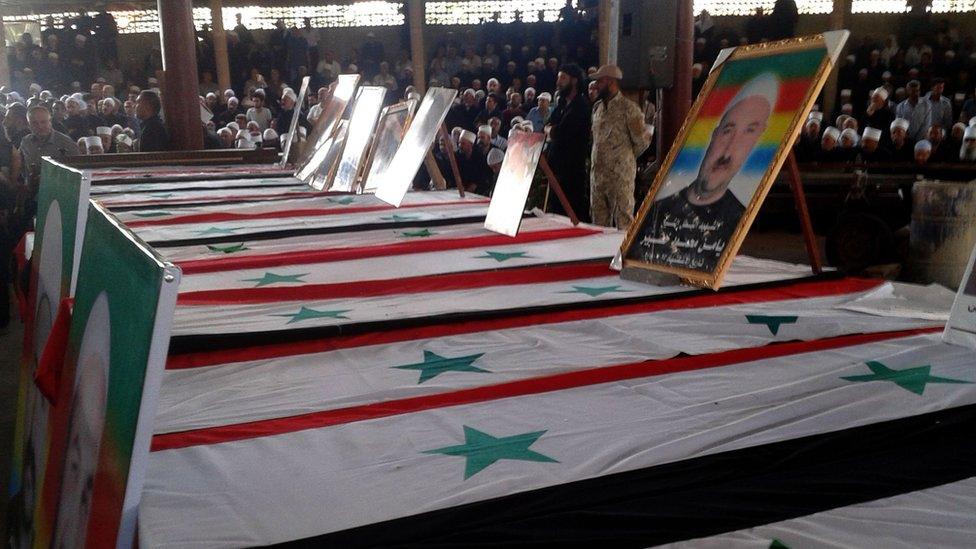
left=131, top=211, right=171, bottom=218
left=394, top=350, right=488, bottom=383
left=746, top=315, right=799, bottom=335
left=242, top=272, right=309, bottom=287
left=400, top=228, right=436, bottom=238
left=207, top=242, right=249, bottom=254
left=149, top=193, right=174, bottom=199
left=423, top=426, right=558, bottom=480
left=327, top=196, right=356, bottom=205
left=561, top=285, right=630, bottom=297
left=380, top=214, right=421, bottom=221
left=272, top=306, right=351, bottom=324
left=769, top=540, right=791, bottom=549
left=194, top=226, right=241, bottom=236
left=842, top=361, right=972, bottom=395
left=476, top=251, right=532, bottom=262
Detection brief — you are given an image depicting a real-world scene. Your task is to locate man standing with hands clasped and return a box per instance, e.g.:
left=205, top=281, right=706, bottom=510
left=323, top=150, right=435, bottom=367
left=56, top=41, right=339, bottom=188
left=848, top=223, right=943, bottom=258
left=590, top=64, right=650, bottom=230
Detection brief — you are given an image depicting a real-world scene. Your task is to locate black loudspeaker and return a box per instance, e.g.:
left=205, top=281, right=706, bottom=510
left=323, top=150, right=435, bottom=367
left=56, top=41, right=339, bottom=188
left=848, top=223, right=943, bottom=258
left=617, top=0, right=677, bottom=89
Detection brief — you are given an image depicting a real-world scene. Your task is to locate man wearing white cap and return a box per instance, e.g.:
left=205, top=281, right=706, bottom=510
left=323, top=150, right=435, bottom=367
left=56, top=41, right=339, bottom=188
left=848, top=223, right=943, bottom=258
left=960, top=125, right=976, bottom=161
left=527, top=92, right=551, bottom=132
left=95, top=126, right=114, bottom=153
left=888, top=118, right=914, bottom=162
left=590, top=64, right=649, bottom=230
left=476, top=125, right=493, bottom=155
left=272, top=87, right=302, bottom=132
left=863, top=87, right=893, bottom=135
left=631, top=72, right=776, bottom=271
left=455, top=129, right=492, bottom=195
left=84, top=135, right=103, bottom=155
left=913, top=139, right=932, bottom=165
left=819, top=126, right=845, bottom=162
left=63, top=94, right=91, bottom=141
left=857, top=127, right=890, bottom=162
left=796, top=112, right=823, bottom=161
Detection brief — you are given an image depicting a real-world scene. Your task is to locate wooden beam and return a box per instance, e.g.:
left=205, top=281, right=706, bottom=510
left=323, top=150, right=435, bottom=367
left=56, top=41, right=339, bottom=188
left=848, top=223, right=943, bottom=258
left=158, top=0, right=204, bottom=150
left=408, top=0, right=426, bottom=93
left=210, top=0, right=232, bottom=94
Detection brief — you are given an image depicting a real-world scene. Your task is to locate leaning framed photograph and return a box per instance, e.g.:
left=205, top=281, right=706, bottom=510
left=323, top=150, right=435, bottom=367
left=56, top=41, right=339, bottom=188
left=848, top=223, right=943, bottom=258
left=620, top=31, right=848, bottom=289
left=361, top=99, right=417, bottom=193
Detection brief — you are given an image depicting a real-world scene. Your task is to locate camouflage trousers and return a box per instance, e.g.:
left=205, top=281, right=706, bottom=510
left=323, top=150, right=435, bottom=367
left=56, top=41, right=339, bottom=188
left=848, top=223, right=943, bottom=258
left=590, top=179, right=635, bottom=231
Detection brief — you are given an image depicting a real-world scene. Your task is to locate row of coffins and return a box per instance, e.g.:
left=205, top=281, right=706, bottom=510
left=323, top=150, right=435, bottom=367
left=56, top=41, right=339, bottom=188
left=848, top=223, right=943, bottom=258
left=8, top=31, right=976, bottom=548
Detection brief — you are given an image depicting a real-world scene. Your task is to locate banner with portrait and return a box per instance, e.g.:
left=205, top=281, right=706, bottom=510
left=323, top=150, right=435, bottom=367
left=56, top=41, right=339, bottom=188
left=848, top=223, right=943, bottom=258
left=621, top=31, right=849, bottom=289
left=8, top=159, right=90, bottom=547
left=34, top=202, right=179, bottom=548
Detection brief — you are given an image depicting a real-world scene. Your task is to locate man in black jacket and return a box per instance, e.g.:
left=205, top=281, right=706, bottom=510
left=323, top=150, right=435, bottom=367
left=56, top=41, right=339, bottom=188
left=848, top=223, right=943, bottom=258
left=546, top=63, right=591, bottom=222
left=135, top=90, right=169, bottom=152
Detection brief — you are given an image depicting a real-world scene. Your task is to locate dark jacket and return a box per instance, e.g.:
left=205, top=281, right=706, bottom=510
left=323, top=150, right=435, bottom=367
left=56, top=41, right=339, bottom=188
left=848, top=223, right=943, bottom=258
left=138, top=114, right=169, bottom=152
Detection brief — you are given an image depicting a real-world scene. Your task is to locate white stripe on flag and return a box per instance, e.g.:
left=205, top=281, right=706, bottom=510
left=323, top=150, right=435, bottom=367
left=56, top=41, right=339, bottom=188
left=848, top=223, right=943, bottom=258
left=170, top=256, right=814, bottom=336
left=98, top=187, right=319, bottom=209
left=156, top=284, right=940, bottom=433
left=156, top=215, right=595, bottom=263
left=109, top=190, right=486, bottom=222
left=176, top=232, right=621, bottom=292
left=132, top=204, right=492, bottom=243
left=140, top=334, right=976, bottom=547
left=89, top=176, right=302, bottom=195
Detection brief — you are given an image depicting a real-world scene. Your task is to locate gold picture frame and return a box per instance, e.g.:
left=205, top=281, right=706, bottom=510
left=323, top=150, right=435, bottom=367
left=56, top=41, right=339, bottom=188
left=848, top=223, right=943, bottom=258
left=620, top=32, right=848, bottom=289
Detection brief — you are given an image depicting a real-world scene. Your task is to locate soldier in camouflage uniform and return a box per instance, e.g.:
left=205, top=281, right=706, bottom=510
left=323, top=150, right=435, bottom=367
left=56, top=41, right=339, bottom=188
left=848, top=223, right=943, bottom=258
left=589, top=64, right=650, bottom=230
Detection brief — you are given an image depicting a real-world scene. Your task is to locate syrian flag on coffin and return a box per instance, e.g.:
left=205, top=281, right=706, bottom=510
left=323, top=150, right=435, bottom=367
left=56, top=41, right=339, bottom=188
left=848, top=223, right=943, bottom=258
left=155, top=279, right=941, bottom=434
left=140, top=331, right=976, bottom=547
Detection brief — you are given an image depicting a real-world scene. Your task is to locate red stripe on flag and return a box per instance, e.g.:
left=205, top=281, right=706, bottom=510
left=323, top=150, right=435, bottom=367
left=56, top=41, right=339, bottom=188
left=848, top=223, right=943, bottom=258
left=151, top=326, right=941, bottom=452
left=126, top=199, right=490, bottom=227
left=177, top=261, right=613, bottom=305
left=698, top=78, right=814, bottom=118
left=177, top=226, right=602, bottom=275
left=168, top=277, right=884, bottom=369
left=102, top=191, right=330, bottom=208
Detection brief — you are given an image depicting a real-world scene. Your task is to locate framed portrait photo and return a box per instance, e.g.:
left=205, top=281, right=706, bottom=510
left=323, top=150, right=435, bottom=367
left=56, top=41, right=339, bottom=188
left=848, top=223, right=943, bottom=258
left=621, top=31, right=848, bottom=289
left=361, top=99, right=417, bottom=193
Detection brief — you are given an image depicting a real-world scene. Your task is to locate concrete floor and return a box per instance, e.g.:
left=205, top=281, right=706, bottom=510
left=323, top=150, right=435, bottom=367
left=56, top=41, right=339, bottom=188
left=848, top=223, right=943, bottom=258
left=0, top=229, right=825, bottom=540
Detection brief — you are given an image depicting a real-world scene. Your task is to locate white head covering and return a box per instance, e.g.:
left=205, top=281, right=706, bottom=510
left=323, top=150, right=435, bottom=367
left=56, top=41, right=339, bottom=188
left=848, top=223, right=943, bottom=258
left=840, top=127, right=859, bottom=146
left=96, top=126, right=112, bottom=136
left=862, top=127, right=882, bottom=142
left=872, top=87, right=888, bottom=101
left=510, top=116, right=525, bottom=126
left=914, top=139, right=932, bottom=152
left=459, top=130, right=476, bottom=144
left=538, top=92, right=552, bottom=102
left=524, top=87, right=536, bottom=97
left=262, top=128, right=279, bottom=141
left=226, top=122, right=240, bottom=132
left=965, top=125, right=976, bottom=139
left=84, top=136, right=102, bottom=150
left=477, top=124, right=492, bottom=136
left=487, top=147, right=505, bottom=166
left=840, top=88, right=852, bottom=97
left=822, top=126, right=841, bottom=141
left=808, top=111, right=823, bottom=122
left=891, top=118, right=910, bottom=132
left=726, top=72, right=779, bottom=114
left=281, top=88, right=297, bottom=102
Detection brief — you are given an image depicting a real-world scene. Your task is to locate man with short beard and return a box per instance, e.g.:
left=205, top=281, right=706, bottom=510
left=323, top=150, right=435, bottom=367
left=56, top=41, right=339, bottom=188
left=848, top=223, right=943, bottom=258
left=546, top=63, right=591, bottom=222
left=589, top=64, right=649, bottom=230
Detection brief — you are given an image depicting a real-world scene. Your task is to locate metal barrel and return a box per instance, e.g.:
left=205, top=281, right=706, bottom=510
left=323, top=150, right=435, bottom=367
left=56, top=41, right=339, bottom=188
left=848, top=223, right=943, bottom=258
left=909, top=180, right=976, bottom=290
